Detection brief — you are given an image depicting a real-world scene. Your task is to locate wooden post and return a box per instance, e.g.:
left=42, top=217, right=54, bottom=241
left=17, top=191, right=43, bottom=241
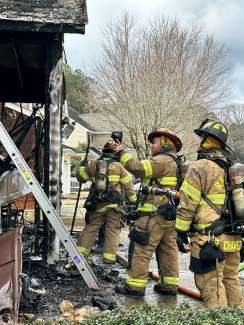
left=45, top=36, right=64, bottom=264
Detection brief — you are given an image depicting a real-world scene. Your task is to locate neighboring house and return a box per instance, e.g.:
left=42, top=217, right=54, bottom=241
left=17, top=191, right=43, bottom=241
left=62, top=106, right=115, bottom=196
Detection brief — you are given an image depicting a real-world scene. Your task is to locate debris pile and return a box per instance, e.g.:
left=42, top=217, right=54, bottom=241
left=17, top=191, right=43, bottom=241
left=19, top=258, right=120, bottom=323
left=57, top=300, right=99, bottom=323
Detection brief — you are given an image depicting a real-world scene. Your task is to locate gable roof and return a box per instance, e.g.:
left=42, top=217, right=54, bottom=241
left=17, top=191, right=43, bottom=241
left=68, top=106, right=115, bottom=133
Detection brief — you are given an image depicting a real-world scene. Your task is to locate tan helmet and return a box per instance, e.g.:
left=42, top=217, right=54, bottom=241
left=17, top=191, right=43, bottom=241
left=102, top=140, right=117, bottom=152
left=148, top=127, right=182, bottom=152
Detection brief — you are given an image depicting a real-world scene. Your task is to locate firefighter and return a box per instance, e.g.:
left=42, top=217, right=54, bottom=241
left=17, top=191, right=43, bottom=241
left=176, top=119, right=244, bottom=307
left=77, top=140, right=136, bottom=264
left=115, top=128, right=182, bottom=296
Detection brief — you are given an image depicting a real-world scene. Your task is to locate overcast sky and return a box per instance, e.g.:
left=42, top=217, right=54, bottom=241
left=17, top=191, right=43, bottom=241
left=64, top=0, right=244, bottom=103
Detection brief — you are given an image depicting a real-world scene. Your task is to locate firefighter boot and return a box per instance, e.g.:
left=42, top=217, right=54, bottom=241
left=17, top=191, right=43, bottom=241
left=115, top=284, right=145, bottom=296
left=154, top=283, right=178, bottom=296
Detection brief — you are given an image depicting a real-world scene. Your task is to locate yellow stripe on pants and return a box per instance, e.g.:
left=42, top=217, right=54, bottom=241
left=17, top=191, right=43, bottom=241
left=127, top=275, right=147, bottom=288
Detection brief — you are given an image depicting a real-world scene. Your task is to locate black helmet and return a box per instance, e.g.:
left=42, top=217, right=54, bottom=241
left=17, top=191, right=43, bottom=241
left=194, top=119, right=228, bottom=146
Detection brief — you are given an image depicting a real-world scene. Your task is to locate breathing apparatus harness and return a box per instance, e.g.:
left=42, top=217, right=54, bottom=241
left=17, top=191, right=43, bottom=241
left=136, top=148, right=185, bottom=220
left=84, top=152, right=123, bottom=211
left=195, top=148, right=241, bottom=235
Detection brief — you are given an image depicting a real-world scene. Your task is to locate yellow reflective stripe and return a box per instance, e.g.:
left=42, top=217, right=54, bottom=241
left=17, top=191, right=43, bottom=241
left=129, top=193, right=137, bottom=202
left=181, top=180, right=201, bottom=203
left=204, top=122, right=227, bottom=133
left=121, top=174, right=132, bottom=185
left=78, top=246, right=90, bottom=255
left=163, top=276, right=179, bottom=285
left=223, top=240, right=242, bottom=252
left=137, top=203, right=157, bottom=212
left=108, top=175, right=120, bottom=182
left=157, top=176, right=177, bottom=186
left=141, top=160, right=153, bottom=177
left=127, top=276, right=147, bottom=288
left=79, top=166, right=90, bottom=181
left=202, top=193, right=226, bottom=205
left=160, top=224, right=174, bottom=229
left=175, top=216, right=191, bottom=232
left=213, top=123, right=227, bottom=133
left=103, top=252, right=116, bottom=261
left=194, top=223, right=212, bottom=230
left=120, top=153, right=133, bottom=166
left=96, top=204, right=118, bottom=212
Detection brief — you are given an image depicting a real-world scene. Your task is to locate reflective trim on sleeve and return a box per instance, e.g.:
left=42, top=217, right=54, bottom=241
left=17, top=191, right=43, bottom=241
left=141, top=160, right=153, bottom=177
left=129, top=193, right=137, bottom=202
left=180, top=180, right=201, bottom=203
left=127, top=275, right=147, bottom=288
left=96, top=204, right=118, bottom=213
left=157, top=176, right=177, bottom=186
left=103, top=252, right=117, bottom=261
left=120, top=153, right=133, bottom=166
left=175, top=216, right=192, bottom=232
left=137, top=203, right=157, bottom=212
left=121, top=174, right=132, bottom=185
left=108, top=175, right=120, bottom=183
left=78, top=246, right=91, bottom=256
left=79, top=166, right=91, bottom=181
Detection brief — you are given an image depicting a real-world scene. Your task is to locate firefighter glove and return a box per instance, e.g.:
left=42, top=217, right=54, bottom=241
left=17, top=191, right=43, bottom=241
left=176, top=232, right=190, bottom=253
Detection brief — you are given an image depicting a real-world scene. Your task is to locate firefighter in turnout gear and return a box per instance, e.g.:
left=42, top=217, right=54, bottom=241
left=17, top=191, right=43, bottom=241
left=115, top=128, right=182, bottom=296
left=176, top=119, right=244, bottom=307
left=77, top=140, right=136, bottom=264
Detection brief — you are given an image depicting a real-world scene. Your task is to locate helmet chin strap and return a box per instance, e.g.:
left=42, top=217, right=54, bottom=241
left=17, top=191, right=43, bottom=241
left=152, top=146, right=174, bottom=157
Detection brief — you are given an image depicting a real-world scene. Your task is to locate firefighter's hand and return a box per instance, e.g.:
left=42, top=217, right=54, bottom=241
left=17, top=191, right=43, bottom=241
left=114, top=143, right=124, bottom=153
left=176, top=232, right=191, bottom=253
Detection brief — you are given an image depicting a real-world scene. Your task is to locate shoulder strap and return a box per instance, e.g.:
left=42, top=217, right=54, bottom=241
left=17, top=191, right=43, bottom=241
left=159, top=152, right=182, bottom=190
left=201, top=194, right=224, bottom=216
left=201, top=165, right=228, bottom=217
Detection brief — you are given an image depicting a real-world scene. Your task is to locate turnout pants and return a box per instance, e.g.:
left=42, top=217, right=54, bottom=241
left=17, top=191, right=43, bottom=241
left=78, top=209, right=122, bottom=263
left=195, top=251, right=244, bottom=307
left=127, top=215, right=179, bottom=293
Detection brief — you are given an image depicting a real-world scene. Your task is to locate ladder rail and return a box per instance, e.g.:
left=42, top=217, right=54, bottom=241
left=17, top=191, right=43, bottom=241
left=0, top=121, right=98, bottom=289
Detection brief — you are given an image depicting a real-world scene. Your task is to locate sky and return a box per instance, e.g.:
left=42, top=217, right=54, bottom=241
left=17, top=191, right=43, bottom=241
left=64, top=0, right=244, bottom=103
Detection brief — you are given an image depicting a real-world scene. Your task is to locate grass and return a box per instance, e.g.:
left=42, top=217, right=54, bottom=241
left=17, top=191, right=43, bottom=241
left=83, top=304, right=244, bottom=325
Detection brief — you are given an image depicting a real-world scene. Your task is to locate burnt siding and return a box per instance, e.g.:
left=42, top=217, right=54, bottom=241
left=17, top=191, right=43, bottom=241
left=0, top=0, right=87, bottom=32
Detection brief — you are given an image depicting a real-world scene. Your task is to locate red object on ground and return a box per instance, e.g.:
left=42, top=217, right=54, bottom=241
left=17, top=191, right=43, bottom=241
left=149, top=271, right=202, bottom=301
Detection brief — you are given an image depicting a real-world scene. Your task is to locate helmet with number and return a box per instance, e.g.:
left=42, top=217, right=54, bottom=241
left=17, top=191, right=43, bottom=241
left=148, top=127, right=182, bottom=153
left=102, top=140, right=117, bottom=153
left=194, top=119, right=228, bottom=146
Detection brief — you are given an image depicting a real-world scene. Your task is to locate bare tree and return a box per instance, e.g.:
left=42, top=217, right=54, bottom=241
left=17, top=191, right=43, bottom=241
left=94, top=13, right=231, bottom=158
left=220, top=103, right=244, bottom=162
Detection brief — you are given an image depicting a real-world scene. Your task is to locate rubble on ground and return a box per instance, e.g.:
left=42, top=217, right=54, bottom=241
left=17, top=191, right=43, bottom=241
left=19, top=258, right=121, bottom=323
